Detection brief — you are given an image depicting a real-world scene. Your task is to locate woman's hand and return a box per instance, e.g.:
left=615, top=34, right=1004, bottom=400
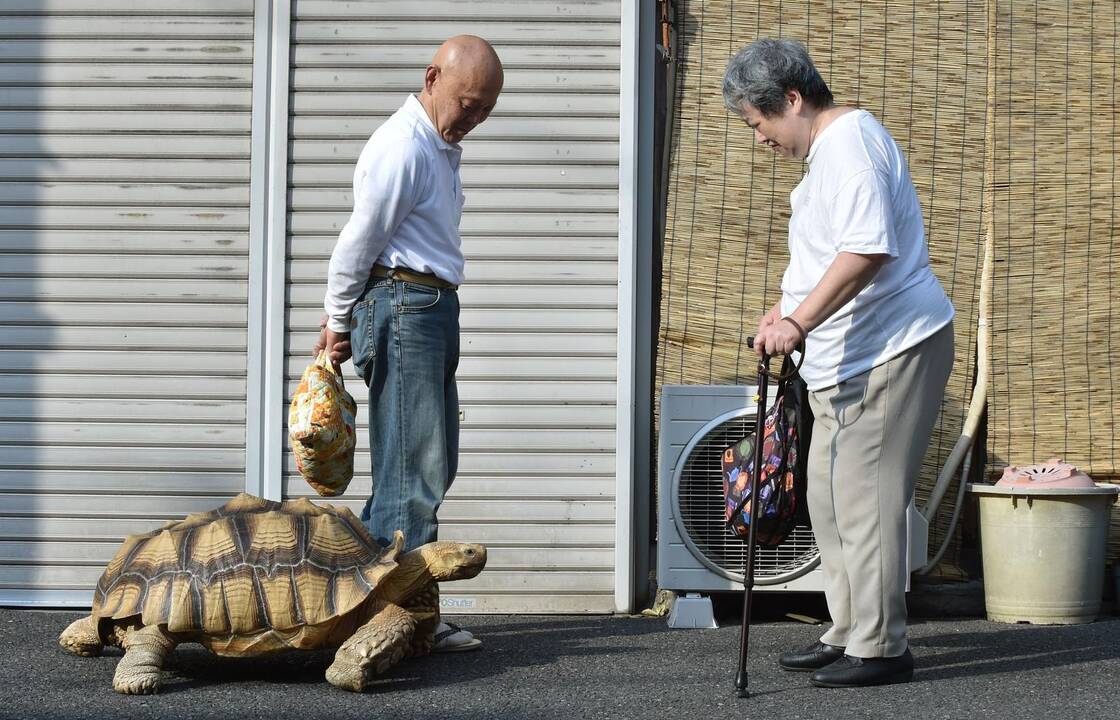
left=753, top=315, right=803, bottom=357
left=756, top=301, right=782, bottom=338
left=754, top=302, right=802, bottom=357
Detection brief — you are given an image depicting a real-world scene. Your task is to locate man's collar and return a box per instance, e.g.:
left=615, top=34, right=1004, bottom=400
left=404, top=94, right=460, bottom=152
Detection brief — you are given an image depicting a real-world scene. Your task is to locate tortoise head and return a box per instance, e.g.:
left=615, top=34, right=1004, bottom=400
left=389, top=541, right=487, bottom=600
left=416, top=541, right=487, bottom=581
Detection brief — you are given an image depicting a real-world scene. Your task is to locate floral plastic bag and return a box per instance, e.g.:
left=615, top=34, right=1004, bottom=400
left=288, top=350, right=357, bottom=496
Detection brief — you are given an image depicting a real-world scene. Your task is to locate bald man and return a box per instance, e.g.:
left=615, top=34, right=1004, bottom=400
left=314, top=36, right=504, bottom=653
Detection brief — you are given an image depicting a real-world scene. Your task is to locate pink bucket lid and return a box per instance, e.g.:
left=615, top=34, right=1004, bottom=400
left=995, top=458, right=1095, bottom=489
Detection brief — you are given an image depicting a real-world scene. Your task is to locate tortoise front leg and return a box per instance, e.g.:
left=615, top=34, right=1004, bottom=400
left=113, top=625, right=177, bottom=695
left=325, top=603, right=416, bottom=692
left=402, top=583, right=439, bottom=657
left=59, top=615, right=103, bottom=657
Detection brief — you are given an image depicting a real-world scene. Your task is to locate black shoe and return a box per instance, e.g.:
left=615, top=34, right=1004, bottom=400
left=810, top=649, right=915, bottom=688
left=778, top=641, right=846, bottom=672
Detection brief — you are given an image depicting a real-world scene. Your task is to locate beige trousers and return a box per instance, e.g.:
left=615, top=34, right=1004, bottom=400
left=807, top=323, right=954, bottom=658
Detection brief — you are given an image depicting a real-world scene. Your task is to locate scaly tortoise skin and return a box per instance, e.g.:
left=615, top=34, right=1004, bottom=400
left=57, top=493, right=485, bottom=694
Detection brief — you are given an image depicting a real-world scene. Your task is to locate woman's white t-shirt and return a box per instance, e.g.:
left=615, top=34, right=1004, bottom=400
left=780, top=109, right=954, bottom=391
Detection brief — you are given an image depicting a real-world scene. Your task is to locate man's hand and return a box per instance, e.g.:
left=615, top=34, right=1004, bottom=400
left=313, top=314, right=352, bottom=368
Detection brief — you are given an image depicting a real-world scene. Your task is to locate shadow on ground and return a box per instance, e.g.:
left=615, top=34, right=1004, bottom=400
left=910, top=622, right=1120, bottom=681
left=151, top=616, right=665, bottom=694
left=5, top=606, right=1119, bottom=720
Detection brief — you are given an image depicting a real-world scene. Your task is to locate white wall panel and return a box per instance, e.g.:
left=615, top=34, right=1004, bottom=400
left=292, top=91, right=618, bottom=116
left=292, top=22, right=618, bottom=45
left=0, top=470, right=245, bottom=495
left=289, top=139, right=617, bottom=163
left=0, top=229, right=250, bottom=252
left=294, top=163, right=619, bottom=188
left=0, top=159, right=250, bottom=181
left=0, top=3, right=254, bottom=603
left=0, top=135, right=249, bottom=156
left=0, top=111, right=253, bottom=132
left=291, top=44, right=619, bottom=69
left=0, top=16, right=253, bottom=38
left=9, top=374, right=246, bottom=398
left=0, top=39, right=254, bottom=63
left=0, top=87, right=251, bottom=108
left=284, top=0, right=621, bottom=613
left=0, top=62, right=253, bottom=86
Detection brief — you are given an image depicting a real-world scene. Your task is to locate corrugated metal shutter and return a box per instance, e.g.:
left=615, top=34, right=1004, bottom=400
left=0, top=1, right=255, bottom=604
left=284, top=1, right=621, bottom=613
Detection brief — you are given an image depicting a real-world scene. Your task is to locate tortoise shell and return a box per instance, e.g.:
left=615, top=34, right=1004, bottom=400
left=92, top=493, right=400, bottom=649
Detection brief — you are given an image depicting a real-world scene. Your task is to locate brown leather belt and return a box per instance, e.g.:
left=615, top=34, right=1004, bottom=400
left=371, top=263, right=457, bottom=291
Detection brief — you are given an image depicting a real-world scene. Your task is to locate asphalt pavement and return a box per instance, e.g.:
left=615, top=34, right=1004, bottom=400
left=1, top=601, right=1117, bottom=720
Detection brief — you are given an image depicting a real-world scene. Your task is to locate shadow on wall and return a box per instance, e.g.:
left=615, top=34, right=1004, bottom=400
left=0, top=5, right=54, bottom=604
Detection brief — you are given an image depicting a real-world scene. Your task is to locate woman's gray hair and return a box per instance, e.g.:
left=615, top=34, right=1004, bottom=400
left=723, top=38, right=833, bottom=116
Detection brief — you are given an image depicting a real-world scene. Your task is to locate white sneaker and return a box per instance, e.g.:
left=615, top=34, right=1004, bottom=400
left=432, top=621, right=482, bottom=653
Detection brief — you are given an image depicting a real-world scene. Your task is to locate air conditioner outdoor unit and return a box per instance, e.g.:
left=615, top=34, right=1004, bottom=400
left=657, top=384, right=928, bottom=626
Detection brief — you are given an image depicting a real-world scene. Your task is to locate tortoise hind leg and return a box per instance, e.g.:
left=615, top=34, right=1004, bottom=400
left=59, top=615, right=103, bottom=657
left=326, top=603, right=416, bottom=692
left=113, top=625, right=177, bottom=695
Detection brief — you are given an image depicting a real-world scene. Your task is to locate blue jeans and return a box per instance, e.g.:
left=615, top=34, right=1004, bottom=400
left=350, top=277, right=460, bottom=551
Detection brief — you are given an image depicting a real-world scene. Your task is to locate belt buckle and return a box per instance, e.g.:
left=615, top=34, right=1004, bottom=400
left=383, top=267, right=408, bottom=284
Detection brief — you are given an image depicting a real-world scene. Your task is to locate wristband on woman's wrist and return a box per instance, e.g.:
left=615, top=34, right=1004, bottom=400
left=781, top=316, right=807, bottom=342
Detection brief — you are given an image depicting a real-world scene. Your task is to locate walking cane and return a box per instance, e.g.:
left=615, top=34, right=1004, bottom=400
left=735, top=336, right=802, bottom=699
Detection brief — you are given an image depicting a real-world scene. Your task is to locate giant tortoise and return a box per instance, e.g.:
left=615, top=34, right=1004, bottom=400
left=58, top=493, right=485, bottom=693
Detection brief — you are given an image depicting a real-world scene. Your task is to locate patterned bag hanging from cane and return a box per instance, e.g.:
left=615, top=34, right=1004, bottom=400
left=722, top=378, right=802, bottom=548
left=288, top=350, right=358, bottom=497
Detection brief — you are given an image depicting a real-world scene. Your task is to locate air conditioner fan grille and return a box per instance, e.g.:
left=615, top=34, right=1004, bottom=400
left=678, top=415, right=819, bottom=579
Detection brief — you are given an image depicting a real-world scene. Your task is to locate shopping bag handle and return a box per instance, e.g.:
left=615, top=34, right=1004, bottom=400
left=314, top=348, right=345, bottom=384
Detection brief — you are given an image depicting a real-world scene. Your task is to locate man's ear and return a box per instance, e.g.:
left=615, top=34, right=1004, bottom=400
left=785, top=89, right=803, bottom=111
left=423, top=64, right=440, bottom=94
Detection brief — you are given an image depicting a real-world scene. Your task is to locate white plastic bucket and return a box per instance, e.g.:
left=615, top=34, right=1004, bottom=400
left=968, top=483, right=1119, bottom=624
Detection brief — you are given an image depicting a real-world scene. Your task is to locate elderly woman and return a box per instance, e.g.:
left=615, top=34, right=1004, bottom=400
left=724, top=39, right=954, bottom=688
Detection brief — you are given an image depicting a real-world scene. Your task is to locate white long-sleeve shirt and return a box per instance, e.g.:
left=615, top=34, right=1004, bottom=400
left=324, top=94, right=465, bottom=333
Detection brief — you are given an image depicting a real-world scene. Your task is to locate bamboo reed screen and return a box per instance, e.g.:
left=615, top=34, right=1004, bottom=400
left=659, top=0, right=1120, bottom=569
